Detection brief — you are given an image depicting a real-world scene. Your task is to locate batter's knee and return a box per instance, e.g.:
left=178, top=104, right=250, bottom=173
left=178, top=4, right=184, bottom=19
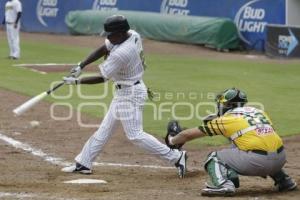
left=125, top=130, right=144, bottom=142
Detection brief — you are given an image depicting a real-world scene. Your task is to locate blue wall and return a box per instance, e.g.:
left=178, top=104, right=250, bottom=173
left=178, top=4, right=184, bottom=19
left=0, top=0, right=286, bottom=51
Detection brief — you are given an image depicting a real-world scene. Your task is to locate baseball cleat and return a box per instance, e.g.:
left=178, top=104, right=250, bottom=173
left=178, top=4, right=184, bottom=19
left=61, top=163, right=92, bottom=174
left=276, top=177, right=297, bottom=192
left=175, top=151, right=187, bottom=178
left=201, top=186, right=235, bottom=196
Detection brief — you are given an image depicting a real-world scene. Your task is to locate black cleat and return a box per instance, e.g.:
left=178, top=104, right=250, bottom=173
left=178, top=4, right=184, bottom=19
left=276, top=177, right=297, bottom=192
left=61, top=163, right=92, bottom=174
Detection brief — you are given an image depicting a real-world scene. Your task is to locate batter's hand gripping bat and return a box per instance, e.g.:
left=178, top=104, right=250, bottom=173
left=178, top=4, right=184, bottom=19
left=13, top=81, right=65, bottom=116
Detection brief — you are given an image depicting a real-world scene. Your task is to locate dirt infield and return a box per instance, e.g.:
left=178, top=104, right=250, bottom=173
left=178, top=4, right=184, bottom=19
left=0, top=32, right=299, bottom=199
left=0, top=88, right=300, bottom=200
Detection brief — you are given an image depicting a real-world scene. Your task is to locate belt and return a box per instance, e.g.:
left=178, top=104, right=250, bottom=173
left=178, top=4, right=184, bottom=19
left=115, top=80, right=140, bottom=89
left=6, top=22, right=14, bottom=25
left=251, top=146, right=284, bottom=156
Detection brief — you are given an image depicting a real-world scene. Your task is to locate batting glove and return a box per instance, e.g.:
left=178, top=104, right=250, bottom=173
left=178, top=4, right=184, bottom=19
left=63, top=76, right=79, bottom=85
left=70, top=62, right=82, bottom=78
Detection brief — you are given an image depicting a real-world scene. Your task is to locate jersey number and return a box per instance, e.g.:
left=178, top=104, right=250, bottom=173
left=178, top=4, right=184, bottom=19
left=245, top=113, right=270, bottom=126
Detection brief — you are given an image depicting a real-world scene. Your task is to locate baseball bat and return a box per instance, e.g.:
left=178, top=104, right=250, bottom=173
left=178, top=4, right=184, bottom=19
left=13, top=81, right=65, bottom=116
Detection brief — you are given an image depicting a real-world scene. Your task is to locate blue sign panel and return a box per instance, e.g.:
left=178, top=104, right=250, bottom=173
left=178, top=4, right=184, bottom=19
left=0, top=0, right=286, bottom=51
left=0, top=1, right=5, bottom=26
left=21, top=0, right=87, bottom=33
left=159, top=0, right=286, bottom=50
left=232, top=0, right=286, bottom=50
left=90, top=0, right=160, bottom=12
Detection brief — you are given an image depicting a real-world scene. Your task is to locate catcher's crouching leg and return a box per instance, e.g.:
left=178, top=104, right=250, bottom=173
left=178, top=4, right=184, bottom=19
left=201, top=152, right=239, bottom=196
left=270, top=169, right=297, bottom=192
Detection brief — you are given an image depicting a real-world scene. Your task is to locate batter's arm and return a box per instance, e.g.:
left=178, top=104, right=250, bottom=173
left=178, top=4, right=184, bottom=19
left=79, top=45, right=109, bottom=70
left=78, top=75, right=106, bottom=84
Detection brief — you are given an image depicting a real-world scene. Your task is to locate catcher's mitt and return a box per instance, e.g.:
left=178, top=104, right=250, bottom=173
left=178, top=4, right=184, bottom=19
left=165, top=120, right=184, bottom=149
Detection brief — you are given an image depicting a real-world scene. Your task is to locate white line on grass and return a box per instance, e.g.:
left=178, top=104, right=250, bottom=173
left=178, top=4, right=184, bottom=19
left=0, top=131, right=174, bottom=170
left=29, top=68, right=48, bottom=74
left=13, top=65, right=48, bottom=75
left=13, top=63, right=76, bottom=67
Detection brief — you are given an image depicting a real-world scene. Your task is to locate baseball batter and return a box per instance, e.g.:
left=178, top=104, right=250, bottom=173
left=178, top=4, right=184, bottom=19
left=166, top=88, right=297, bottom=196
left=3, top=0, right=22, bottom=59
left=61, top=15, right=187, bottom=178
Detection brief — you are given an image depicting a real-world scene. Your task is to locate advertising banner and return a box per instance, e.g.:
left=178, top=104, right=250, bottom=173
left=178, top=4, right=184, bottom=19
left=22, top=0, right=85, bottom=33
left=265, top=25, right=300, bottom=58
left=159, top=0, right=286, bottom=51
left=0, top=0, right=286, bottom=51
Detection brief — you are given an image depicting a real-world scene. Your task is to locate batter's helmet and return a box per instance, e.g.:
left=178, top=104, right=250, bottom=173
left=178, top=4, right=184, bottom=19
left=215, top=88, right=248, bottom=115
left=101, top=15, right=130, bottom=36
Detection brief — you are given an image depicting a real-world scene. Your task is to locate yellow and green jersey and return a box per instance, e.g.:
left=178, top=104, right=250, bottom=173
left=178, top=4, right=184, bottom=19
left=199, top=107, right=283, bottom=152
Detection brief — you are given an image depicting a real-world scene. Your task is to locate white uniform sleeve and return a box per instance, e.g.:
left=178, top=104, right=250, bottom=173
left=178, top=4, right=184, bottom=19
left=15, top=1, right=22, bottom=12
left=100, top=53, right=125, bottom=79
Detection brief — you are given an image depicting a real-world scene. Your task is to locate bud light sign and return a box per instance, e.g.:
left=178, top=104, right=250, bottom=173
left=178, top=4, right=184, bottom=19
left=92, top=0, right=118, bottom=11
left=160, top=0, right=190, bottom=15
left=234, top=0, right=285, bottom=50
left=37, top=0, right=59, bottom=27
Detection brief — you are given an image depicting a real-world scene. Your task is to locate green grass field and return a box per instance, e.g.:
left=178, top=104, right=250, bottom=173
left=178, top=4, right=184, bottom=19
left=1, top=36, right=299, bottom=147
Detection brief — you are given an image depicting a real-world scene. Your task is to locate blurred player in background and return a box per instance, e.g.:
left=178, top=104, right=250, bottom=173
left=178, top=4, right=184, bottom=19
left=165, top=88, right=297, bottom=196
left=2, top=0, right=22, bottom=60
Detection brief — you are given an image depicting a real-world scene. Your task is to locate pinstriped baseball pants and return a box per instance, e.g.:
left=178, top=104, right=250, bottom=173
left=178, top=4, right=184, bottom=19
left=75, top=82, right=181, bottom=169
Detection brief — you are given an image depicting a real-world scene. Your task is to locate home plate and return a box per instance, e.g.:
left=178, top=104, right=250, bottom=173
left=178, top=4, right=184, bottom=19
left=64, top=179, right=107, bottom=184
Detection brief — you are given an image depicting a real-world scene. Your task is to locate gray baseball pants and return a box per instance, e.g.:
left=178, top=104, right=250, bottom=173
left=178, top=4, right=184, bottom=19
left=217, top=147, right=286, bottom=177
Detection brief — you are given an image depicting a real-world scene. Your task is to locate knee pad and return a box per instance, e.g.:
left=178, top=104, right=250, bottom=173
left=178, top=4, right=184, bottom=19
left=204, top=152, right=240, bottom=188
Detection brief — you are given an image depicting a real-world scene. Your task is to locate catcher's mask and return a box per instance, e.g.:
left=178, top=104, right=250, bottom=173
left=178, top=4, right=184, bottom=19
left=101, top=15, right=130, bottom=37
left=215, top=88, right=248, bottom=116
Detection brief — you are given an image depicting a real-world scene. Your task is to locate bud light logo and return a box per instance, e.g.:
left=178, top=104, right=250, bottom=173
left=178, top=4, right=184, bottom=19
left=36, top=0, right=59, bottom=27
left=92, top=0, right=118, bottom=11
left=234, top=0, right=267, bottom=44
left=160, top=0, right=190, bottom=15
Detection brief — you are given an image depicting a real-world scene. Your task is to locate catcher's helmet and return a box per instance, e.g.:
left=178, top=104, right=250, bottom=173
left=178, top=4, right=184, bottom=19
left=215, top=88, right=248, bottom=116
left=101, top=15, right=130, bottom=36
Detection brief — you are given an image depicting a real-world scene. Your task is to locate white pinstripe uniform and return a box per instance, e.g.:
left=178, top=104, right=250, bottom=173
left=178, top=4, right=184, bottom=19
left=75, top=30, right=182, bottom=169
left=4, top=0, right=22, bottom=58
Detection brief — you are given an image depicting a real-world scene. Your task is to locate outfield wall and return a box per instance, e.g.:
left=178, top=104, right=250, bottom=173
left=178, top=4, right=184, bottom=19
left=66, top=10, right=240, bottom=50
left=0, top=0, right=289, bottom=51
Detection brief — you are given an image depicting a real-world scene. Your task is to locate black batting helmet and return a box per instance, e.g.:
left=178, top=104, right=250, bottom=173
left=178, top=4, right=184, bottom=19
left=101, top=15, right=130, bottom=36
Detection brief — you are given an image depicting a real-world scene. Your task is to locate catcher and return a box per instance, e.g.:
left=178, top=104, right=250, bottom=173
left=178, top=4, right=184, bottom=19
left=165, top=88, right=297, bottom=196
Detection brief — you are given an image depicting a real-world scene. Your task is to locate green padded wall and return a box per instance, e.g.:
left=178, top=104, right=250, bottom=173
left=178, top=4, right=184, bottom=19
left=66, top=10, right=240, bottom=50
